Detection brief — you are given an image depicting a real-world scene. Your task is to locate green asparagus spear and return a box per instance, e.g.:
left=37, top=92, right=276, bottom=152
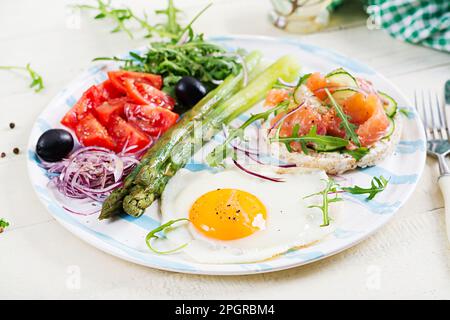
left=121, top=55, right=301, bottom=218
left=100, top=51, right=263, bottom=220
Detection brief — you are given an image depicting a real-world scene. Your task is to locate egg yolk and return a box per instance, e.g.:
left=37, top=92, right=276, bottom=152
left=189, top=189, right=267, bottom=241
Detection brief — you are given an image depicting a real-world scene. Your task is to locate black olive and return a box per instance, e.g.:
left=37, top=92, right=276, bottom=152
left=36, top=129, right=74, bottom=162
left=174, top=76, right=207, bottom=113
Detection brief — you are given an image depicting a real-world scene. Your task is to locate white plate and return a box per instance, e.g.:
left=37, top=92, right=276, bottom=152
left=27, top=35, right=426, bottom=275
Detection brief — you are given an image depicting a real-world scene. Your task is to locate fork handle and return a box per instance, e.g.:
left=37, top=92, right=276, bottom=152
left=438, top=175, right=450, bottom=242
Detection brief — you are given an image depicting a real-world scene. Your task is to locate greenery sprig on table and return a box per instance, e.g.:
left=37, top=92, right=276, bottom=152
left=0, top=64, right=44, bottom=93
left=75, top=0, right=183, bottom=40
left=0, top=218, right=10, bottom=233
left=89, top=0, right=242, bottom=95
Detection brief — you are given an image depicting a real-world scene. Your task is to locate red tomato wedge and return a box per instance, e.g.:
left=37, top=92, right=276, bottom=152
left=75, top=113, right=116, bottom=150
left=61, top=85, right=101, bottom=130
left=108, top=71, right=163, bottom=92
left=96, top=79, right=126, bottom=101
left=123, top=79, right=175, bottom=109
left=61, top=80, right=126, bottom=130
left=108, top=115, right=151, bottom=153
left=125, top=104, right=179, bottom=137
left=94, top=97, right=129, bottom=126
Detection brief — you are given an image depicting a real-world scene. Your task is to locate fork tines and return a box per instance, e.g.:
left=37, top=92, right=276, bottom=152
left=415, top=90, right=450, bottom=141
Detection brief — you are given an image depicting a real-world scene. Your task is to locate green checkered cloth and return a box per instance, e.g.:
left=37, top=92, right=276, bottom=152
left=365, top=0, right=450, bottom=52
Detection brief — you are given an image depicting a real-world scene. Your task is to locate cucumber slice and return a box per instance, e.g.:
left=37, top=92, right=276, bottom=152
left=331, top=88, right=358, bottom=105
left=298, top=73, right=311, bottom=86
left=383, top=117, right=395, bottom=140
left=325, top=68, right=358, bottom=88
left=293, top=73, right=311, bottom=104
left=378, top=91, right=397, bottom=117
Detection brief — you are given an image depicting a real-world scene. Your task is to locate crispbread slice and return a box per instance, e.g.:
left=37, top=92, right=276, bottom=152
left=264, top=113, right=402, bottom=175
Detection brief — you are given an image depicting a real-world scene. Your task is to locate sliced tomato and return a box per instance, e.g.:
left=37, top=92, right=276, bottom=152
left=75, top=113, right=116, bottom=150
left=123, top=79, right=175, bottom=109
left=94, top=97, right=129, bottom=126
left=96, top=79, right=126, bottom=101
left=108, top=115, right=151, bottom=153
left=61, top=85, right=101, bottom=130
left=61, top=80, right=125, bottom=130
left=125, top=104, right=179, bottom=137
left=108, top=70, right=163, bottom=92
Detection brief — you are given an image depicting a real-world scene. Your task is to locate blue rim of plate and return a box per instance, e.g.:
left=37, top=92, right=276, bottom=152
left=27, top=35, right=426, bottom=275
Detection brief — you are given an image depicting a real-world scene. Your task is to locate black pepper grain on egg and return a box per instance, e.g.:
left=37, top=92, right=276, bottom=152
left=9, top=122, right=15, bottom=129
left=13, top=147, right=19, bottom=155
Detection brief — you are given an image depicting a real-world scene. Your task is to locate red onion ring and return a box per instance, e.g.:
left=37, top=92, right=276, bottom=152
left=41, top=147, right=139, bottom=203
left=232, top=159, right=284, bottom=182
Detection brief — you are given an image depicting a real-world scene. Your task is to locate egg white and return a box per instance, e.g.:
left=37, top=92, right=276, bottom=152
left=159, top=166, right=338, bottom=264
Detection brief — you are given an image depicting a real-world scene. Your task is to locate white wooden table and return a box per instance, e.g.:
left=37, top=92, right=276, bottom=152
left=1, top=0, right=449, bottom=299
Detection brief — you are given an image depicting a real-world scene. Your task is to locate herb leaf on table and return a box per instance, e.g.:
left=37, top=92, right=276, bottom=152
left=0, top=64, right=44, bottom=93
left=92, top=1, right=241, bottom=95
left=0, top=218, right=10, bottom=233
left=75, top=0, right=183, bottom=40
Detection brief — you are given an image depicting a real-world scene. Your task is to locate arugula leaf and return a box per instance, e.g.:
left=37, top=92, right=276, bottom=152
left=342, top=176, right=389, bottom=200
left=91, top=2, right=240, bottom=95
left=325, top=88, right=360, bottom=146
left=304, top=179, right=342, bottom=227
left=95, top=39, right=240, bottom=96
left=0, top=218, right=10, bottom=233
left=206, top=101, right=290, bottom=167
left=271, top=125, right=349, bottom=153
left=176, top=3, right=212, bottom=44
left=145, top=218, right=190, bottom=254
left=0, top=64, right=44, bottom=93
left=155, top=0, right=182, bottom=37
left=297, top=73, right=311, bottom=86
left=75, top=0, right=183, bottom=40
left=342, top=147, right=369, bottom=161
left=304, top=176, right=389, bottom=227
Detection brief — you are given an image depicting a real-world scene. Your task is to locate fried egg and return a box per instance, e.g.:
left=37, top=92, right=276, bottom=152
left=159, top=166, right=338, bottom=264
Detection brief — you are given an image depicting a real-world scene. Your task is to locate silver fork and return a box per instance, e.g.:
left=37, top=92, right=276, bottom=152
left=415, top=90, right=450, bottom=241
